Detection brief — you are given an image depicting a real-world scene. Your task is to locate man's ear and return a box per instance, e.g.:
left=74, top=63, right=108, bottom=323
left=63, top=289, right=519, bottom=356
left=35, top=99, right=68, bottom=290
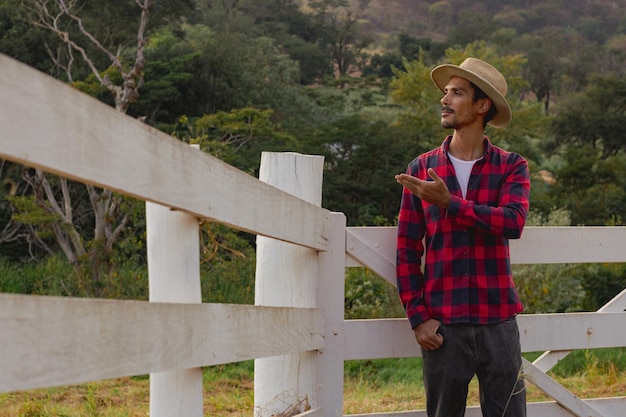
left=477, top=98, right=492, bottom=114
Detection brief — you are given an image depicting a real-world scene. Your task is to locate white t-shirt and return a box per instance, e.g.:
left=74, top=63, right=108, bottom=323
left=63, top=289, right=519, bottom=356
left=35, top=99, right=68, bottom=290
left=448, top=153, right=481, bottom=199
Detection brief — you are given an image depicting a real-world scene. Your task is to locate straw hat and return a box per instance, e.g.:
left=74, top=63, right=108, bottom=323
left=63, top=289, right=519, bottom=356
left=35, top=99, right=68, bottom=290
left=430, top=57, right=511, bottom=128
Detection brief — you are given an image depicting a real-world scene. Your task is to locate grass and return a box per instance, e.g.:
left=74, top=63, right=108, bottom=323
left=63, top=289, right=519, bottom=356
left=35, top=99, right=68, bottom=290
left=2, top=351, right=626, bottom=417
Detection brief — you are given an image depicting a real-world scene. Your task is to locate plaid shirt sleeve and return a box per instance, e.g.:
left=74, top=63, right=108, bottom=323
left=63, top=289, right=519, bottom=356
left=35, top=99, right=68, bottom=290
left=396, top=137, right=530, bottom=329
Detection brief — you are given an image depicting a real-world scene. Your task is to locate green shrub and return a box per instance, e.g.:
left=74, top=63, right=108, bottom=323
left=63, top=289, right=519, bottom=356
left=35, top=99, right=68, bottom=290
left=0, top=256, right=74, bottom=295
left=549, top=348, right=626, bottom=377
left=345, top=267, right=404, bottom=319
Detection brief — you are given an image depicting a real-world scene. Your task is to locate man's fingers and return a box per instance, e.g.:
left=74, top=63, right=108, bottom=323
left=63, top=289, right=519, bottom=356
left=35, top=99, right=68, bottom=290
left=428, top=168, right=442, bottom=182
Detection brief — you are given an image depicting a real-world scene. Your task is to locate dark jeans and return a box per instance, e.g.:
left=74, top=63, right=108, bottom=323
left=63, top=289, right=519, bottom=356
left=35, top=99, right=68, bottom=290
left=421, top=317, right=526, bottom=417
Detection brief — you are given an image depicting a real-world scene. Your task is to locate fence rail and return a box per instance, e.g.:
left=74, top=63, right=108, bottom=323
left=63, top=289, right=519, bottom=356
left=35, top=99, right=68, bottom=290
left=1, top=52, right=625, bottom=417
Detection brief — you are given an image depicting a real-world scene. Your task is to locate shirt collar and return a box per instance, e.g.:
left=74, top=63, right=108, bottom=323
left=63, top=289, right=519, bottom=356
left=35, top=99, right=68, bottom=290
left=441, top=135, right=492, bottom=159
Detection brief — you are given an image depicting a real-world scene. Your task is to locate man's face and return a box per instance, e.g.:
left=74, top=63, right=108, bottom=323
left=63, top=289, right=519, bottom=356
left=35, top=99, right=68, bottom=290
left=439, top=76, right=488, bottom=130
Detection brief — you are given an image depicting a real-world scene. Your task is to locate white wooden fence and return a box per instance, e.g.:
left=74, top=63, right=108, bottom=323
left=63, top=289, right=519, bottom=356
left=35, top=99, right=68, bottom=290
left=1, top=52, right=626, bottom=417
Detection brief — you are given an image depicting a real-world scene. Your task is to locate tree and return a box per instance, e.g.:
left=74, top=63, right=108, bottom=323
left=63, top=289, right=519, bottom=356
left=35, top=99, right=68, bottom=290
left=515, top=29, right=576, bottom=113
left=0, top=161, right=57, bottom=259
left=174, top=107, right=297, bottom=175
left=128, top=23, right=310, bottom=128
left=0, top=0, right=57, bottom=74
left=542, top=77, right=626, bottom=225
left=310, top=0, right=372, bottom=80
left=309, top=114, right=413, bottom=226
left=545, top=146, right=626, bottom=226
left=10, top=0, right=159, bottom=291
left=23, top=0, right=151, bottom=111
left=447, top=8, right=494, bottom=47
left=193, top=0, right=333, bottom=85
left=551, top=75, right=626, bottom=159
left=361, top=52, right=403, bottom=80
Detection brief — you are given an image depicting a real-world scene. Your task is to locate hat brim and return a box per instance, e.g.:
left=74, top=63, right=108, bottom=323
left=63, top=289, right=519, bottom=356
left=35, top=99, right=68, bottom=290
left=430, top=64, right=512, bottom=128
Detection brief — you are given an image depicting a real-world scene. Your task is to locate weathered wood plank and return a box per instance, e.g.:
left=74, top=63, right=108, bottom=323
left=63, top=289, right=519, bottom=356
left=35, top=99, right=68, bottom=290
left=518, top=312, right=626, bottom=352
left=344, top=397, right=626, bottom=417
left=344, top=318, right=421, bottom=360
left=343, top=313, right=626, bottom=360
left=0, top=294, right=324, bottom=393
left=346, top=227, right=396, bottom=286
left=509, top=226, right=626, bottom=264
left=522, top=358, right=604, bottom=417
left=533, top=288, right=626, bottom=373
left=345, top=227, right=626, bottom=282
left=0, top=53, right=328, bottom=250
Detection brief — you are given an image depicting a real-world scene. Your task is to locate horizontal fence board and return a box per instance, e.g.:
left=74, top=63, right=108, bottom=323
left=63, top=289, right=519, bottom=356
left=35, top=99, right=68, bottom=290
left=346, top=226, right=626, bottom=284
left=518, top=312, right=626, bottom=352
left=0, top=53, right=328, bottom=251
left=344, top=397, right=626, bottom=417
left=344, top=319, right=421, bottom=360
left=509, top=226, right=626, bottom=264
left=0, top=294, right=323, bottom=393
left=344, top=313, right=626, bottom=361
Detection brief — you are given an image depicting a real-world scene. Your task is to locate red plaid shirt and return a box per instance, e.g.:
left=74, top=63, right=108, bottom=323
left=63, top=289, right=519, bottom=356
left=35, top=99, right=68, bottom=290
left=396, top=136, right=530, bottom=328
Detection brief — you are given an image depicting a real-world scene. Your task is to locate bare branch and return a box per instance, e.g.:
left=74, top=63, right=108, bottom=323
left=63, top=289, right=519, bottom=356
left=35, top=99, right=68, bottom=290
left=43, top=42, right=75, bottom=81
left=19, top=0, right=153, bottom=279
left=57, top=0, right=121, bottom=67
left=106, top=213, right=130, bottom=252
left=33, top=170, right=64, bottom=220
left=24, top=0, right=151, bottom=112
left=23, top=0, right=108, bottom=86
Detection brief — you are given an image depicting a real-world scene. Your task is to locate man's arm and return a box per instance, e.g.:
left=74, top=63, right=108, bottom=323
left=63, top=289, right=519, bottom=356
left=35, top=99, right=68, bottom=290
left=396, top=171, right=431, bottom=329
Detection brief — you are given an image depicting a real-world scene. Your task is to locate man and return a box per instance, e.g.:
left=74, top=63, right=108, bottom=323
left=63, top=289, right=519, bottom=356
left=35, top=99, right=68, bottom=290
left=395, top=57, right=530, bottom=417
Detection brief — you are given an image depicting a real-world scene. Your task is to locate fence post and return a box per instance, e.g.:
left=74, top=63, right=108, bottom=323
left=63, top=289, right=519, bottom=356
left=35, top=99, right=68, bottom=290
left=146, top=202, right=203, bottom=417
left=316, top=212, right=347, bottom=415
left=255, top=152, right=325, bottom=417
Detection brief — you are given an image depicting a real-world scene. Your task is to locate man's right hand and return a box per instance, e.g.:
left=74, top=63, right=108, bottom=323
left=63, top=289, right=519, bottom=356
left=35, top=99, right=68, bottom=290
left=413, top=319, right=444, bottom=350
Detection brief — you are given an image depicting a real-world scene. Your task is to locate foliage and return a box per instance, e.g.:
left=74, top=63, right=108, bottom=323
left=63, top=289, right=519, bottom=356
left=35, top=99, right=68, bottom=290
left=550, top=348, right=626, bottom=378
left=551, top=76, right=626, bottom=158
left=0, top=255, right=88, bottom=297
left=545, top=146, right=626, bottom=225
left=199, top=223, right=256, bottom=305
left=345, top=267, right=404, bottom=319
left=362, top=52, right=404, bottom=80
left=173, top=107, right=298, bottom=175
left=0, top=0, right=56, bottom=74
left=309, top=113, right=414, bottom=225
left=309, top=0, right=373, bottom=79
left=133, top=24, right=304, bottom=125
left=513, top=208, right=587, bottom=314
left=388, top=54, right=443, bottom=167
left=578, top=263, right=626, bottom=312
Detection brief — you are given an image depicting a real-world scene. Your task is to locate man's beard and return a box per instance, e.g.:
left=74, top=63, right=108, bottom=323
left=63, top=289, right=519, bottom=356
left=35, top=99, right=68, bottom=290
left=441, top=119, right=456, bottom=129
left=440, top=106, right=457, bottom=129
